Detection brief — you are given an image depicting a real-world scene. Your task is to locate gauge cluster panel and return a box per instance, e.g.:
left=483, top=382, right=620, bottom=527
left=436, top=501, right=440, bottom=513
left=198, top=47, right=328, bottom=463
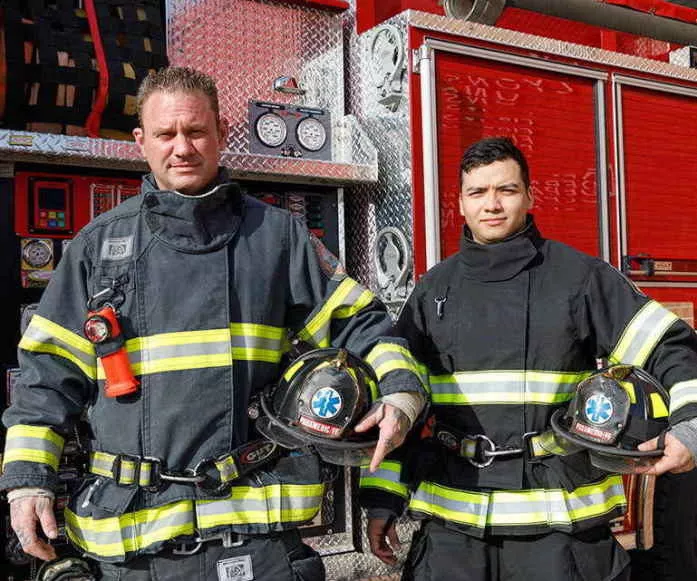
left=249, top=101, right=332, bottom=161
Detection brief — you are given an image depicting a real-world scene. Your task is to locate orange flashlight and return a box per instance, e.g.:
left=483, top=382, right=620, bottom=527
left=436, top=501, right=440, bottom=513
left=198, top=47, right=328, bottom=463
left=84, top=305, right=139, bottom=398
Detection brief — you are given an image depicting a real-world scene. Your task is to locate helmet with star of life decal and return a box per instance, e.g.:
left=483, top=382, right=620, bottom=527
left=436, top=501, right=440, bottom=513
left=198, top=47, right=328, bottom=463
left=256, top=348, right=380, bottom=466
left=550, top=365, right=670, bottom=473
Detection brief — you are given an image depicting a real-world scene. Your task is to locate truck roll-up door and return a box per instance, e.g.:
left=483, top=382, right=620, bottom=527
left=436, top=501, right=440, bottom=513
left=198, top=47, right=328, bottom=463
left=421, top=41, right=607, bottom=265
left=615, top=76, right=697, bottom=309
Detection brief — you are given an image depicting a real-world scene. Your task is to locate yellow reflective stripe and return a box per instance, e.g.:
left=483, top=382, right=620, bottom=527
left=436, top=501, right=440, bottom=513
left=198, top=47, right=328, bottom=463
left=196, top=483, right=325, bottom=528
left=365, top=343, right=427, bottom=386
left=128, top=329, right=230, bottom=350
left=96, top=328, right=233, bottom=380
left=20, top=315, right=97, bottom=379
left=3, top=425, right=65, bottom=471
left=65, top=483, right=324, bottom=559
left=25, top=314, right=94, bottom=353
left=410, top=482, right=489, bottom=527
left=650, top=393, right=669, bottom=418
left=284, top=360, right=304, bottom=382
left=97, top=353, right=232, bottom=379
left=333, top=289, right=375, bottom=319
left=610, top=301, right=679, bottom=367
left=215, top=456, right=239, bottom=483
left=409, top=475, right=625, bottom=529
left=65, top=501, right=195, bottom=558
left=298, top=278, right=375, bottom=348
left=94, top=325, right=289, bottom=379
left=669, top=379, right=697, bottom=414
left=359, top=461, right=408, bottom=498
left=429, top=370, right=590, bottom=405
left=230, top=323, right=287, bottom=363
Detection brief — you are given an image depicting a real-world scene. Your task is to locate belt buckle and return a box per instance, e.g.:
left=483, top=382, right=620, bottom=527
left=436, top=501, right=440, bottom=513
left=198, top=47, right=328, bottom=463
left=521, top=431, right=542, bottom=460
left=171, top=540, right=203, bottom=556
left=190, top=457, right=229, bottom=496
left=466, top=434, right=496, bottom=468
left=141, top=456, right=164, bottom=492
left=171, top=531, right=244, bottom=556
left=111, top=454, right=142, bottom=487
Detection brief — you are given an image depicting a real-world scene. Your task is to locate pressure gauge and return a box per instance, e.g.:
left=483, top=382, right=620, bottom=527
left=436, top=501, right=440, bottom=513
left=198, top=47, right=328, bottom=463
left=255, top=112, right=287, bottom=148
left=296, top=117, right=327, bottom=152
left=22, top=238, right=53, bottom=268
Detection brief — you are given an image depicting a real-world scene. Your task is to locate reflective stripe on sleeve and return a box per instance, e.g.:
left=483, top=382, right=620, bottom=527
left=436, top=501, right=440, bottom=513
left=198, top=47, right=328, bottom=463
left=359, top=461, right=409, bottom=498
left=20, top=315, right=97, bottom=379
left=409, top=475, right=625, bottom=531
left=366, top=343, right=428, bottom=387
left=669, top=379, right=697, bottom=414
left=428, top=370, right=591, bottom=405
left=298, top=278, right=376, bottom=348
left=3, top=425, right=65, bottom=471
left=609, top=301, right=679, bottom=367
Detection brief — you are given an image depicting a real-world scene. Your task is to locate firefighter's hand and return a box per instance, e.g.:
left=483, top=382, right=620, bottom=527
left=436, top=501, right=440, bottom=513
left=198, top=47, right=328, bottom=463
left=355, top=403, right=410, bottom=472
left=367, top=517, right=401, bottom=566
left=636, top=432, right=696, bottom=475
left=9, top=495, right=58, bottom=561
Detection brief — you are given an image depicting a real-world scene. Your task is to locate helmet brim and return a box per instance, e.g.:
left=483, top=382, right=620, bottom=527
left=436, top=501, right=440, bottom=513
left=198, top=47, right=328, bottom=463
left=550, top=408, right=663, bottom=458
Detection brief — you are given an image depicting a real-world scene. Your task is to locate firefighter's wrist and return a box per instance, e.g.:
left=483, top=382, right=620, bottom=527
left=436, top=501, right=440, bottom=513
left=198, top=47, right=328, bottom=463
left=380, top=392, right=426, bottom=428
left=7, top=487, right=55, bottom=503
left=668, top=417, right=697, bottom=461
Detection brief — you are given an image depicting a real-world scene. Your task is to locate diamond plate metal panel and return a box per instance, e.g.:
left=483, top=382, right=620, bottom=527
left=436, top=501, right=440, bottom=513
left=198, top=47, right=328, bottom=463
left=344, top=11, right=414, bottom=300
left=166, top=0, right=376, bottom=184
left=0, top=130, right=147, bottom=171
left=407, top=10, right=697, bottom=83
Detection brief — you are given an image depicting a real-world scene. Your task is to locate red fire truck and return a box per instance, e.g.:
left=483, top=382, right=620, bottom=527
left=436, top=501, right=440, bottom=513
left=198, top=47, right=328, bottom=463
left=2, top=1, right=697, bottom=579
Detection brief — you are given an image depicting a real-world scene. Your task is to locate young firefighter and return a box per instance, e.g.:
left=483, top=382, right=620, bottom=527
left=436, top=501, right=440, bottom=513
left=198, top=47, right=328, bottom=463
left=0, top=67, right=425, bottom=581
left=361, top=137, right=697, bottom=581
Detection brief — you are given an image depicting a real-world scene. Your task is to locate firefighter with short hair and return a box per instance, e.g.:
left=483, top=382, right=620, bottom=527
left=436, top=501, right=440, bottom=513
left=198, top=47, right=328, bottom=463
left=0, top=67, right=425, bottom=581
left=361, top=137, right=697, bottom=581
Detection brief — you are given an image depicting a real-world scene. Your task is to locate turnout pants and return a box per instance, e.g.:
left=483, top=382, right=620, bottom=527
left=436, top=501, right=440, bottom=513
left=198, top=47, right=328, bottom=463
left=97, top=530, right=324, bottom=581
left=402, top=520, right=630, bottom=581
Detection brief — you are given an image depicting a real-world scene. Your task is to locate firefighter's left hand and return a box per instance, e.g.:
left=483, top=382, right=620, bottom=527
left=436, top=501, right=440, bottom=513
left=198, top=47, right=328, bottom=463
left=355, top=403, right=410, bottom=473
left=635, top=432, right=696, bottom=475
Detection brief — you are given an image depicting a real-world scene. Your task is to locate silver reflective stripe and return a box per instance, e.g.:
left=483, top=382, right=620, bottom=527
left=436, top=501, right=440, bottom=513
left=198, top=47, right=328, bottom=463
left=410, top=483, right=489, bottom=528
left=65, top=503, right=195, bottom=558
left=359, top=461, right=408, bottom=497
left=230, top=335, right=283, bottom=352
left=195, top=486, right=324, bottom=529
left=20, top=316, right=97, bottom=378
left=669, top=379, right=697, bottom=413
left=429, top=371, right=590, bottom=405
left=610, top=301, right=678, bottom=367
left=409, top=476, right=625, bottom=530
left=126, top=339, right=231, bottom=365
left=4, top=436, right=63, bottom=460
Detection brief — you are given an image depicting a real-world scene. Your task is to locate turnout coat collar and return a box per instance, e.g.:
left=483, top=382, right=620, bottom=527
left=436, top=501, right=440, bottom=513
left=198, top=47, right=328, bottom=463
left=141, top=170, right=244, bottom=254
left=458, top=215, right=543, bottom=282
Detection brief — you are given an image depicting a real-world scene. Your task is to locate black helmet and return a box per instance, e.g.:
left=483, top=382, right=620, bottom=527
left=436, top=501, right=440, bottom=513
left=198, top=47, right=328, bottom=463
left=550, top=365, right=669, bottom=473
left=256, top=348, right=379, bottom=466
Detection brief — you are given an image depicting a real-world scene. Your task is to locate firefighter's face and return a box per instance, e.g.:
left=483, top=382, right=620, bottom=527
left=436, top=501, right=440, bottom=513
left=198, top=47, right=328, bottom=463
left=133, top=90, right=227, bottom=195
left=459, top=158, right=534, bottom=244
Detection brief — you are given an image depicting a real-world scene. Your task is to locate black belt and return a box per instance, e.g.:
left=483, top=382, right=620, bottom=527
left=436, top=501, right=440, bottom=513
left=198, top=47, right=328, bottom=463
left=88, top=439, right=280, bottom=494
